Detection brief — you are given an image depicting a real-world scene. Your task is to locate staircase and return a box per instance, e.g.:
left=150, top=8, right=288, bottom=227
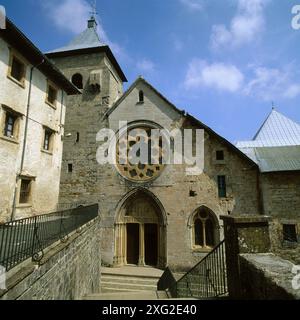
left=101, top=266, right=162, bottom=293
left=83, top=266, right=168, bottom=300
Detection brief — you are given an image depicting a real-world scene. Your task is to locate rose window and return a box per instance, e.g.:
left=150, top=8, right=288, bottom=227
left=116, top=127, right=165, bottom=182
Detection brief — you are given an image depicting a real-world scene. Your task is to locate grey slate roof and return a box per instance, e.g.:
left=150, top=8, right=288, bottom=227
left=47, top=19, right=104, bottom=54
left=236, top=109, right=300, bottom=172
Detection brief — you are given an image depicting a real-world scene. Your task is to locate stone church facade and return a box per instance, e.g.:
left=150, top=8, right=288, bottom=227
left=46, top=17, right=265, bottom=271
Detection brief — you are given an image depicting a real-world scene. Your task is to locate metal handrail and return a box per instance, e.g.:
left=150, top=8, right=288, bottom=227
left=0, top=204, right=98, bottom=272
left=175, top=240, right=228, bottom=299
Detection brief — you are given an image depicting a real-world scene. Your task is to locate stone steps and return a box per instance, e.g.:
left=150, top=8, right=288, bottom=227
left=100, top=266, right=163, bottom=294
left=84, top=290, right=170, bottom=300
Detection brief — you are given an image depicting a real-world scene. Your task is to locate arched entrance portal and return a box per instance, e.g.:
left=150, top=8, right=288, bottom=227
left=114, top=190, right=167, bottom=268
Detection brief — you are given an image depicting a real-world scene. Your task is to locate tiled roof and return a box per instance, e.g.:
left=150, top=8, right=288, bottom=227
left=236, top=110, right=300, bottom=172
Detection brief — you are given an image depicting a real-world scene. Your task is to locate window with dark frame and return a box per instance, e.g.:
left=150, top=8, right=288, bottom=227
left=10, top=56, right=25, bottom=83
left=47, top=85, right=57, bottom=106
left=19, top=179, right=31, bottom=204
left=217, top=175, right=227, bottom=198
left=43, top=129, right=54, bottom=152
left=4, top=112, right=17, bottom=138
left=283, top=224, right=298, bottom=242
left=216, top=150, right=224, bottom=161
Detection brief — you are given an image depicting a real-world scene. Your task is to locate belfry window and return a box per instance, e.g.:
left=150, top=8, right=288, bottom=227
left=72, top=73, right=83, bottom=90
left=192, top=208, right=216, bottom=249
left=139, top=90, right=144, bottom=103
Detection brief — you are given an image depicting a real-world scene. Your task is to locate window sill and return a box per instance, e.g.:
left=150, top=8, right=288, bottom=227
left=0, top=135, right=19, bottom=145
left=45, top=100, right=57, bottom=110
left=7, top=75, right=25, bottom=89
left=41, top=149, right=53, bottom=156
left=16, top=203, right=32, bottom=209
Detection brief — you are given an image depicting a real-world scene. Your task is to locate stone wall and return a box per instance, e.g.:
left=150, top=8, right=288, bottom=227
left=239, top=253, right=300, bottom=300
left=260, top=171, right=300, bottom=218
left=0, top=218, right=101, bottom=300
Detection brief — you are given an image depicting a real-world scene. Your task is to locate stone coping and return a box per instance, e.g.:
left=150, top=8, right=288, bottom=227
left=220, top=215, right=271, bottom=224
left=0, top=217, right=99, bottom=298
left=240, top=253, right=300, bottom=300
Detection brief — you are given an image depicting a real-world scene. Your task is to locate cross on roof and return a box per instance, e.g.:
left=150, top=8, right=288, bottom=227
left=89, top=0, right=98, bottom=19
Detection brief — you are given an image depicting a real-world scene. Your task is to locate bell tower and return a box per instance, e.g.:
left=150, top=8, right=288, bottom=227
left=45, top=10, right=127, bottom=207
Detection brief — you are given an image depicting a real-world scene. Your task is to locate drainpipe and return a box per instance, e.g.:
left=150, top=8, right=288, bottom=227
left=10, top=60, right=45, bottom=221
left=59, top=90, right=64, bottom=134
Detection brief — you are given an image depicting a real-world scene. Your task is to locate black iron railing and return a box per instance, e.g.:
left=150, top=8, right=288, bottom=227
left=0, top=204, right=98, bottom=272
left=175, top=240, right=228, bottom=299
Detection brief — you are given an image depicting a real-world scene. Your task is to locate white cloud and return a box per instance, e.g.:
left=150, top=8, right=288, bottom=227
left=244, top=66, right=300, bottom=100
left=211, top=0, right=271, bottom=49
left=184, top=59, right=244, bottom=92
left=41, top=0, right=113, bottom=44
left=184, top=60, right=300, bottom=100
left=41, top=0, right=129, bottom=62
left=179, top=0, right=204, bottom=11
left=136, top=59, right=155, bottom=73
left=43, top=0, right=90, bottom=34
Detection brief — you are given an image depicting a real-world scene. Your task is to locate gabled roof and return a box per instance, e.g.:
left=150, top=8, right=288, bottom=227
left=105, top=76, right=258, bottom=168
left=105, top=76, right=185, bottom=118
left=237, top=109, right=300, bottom=172
left=0, top=18, right=80, bottom=95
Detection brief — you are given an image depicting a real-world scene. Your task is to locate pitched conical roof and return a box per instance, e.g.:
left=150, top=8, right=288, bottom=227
left=253, top=109, right=300, bottom=145
left=47, top=17, right=104, bottom=54
left=236, top=109, right=300, bottom=172
left=237, top=109, right=300, bottom=148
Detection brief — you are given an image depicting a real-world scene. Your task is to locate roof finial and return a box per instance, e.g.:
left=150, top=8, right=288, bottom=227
left=271, top=101, right=275, bottom=110
left=88, top=0, right=98, bottom=29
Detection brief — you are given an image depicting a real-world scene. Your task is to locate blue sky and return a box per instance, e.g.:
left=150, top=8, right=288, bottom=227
left=2, top=0, right=300, bottom=142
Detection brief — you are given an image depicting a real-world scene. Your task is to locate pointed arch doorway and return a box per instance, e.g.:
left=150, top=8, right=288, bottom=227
left=114, top=190, right=167, bottom=269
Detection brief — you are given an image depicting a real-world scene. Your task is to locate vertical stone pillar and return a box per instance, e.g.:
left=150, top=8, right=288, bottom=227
left=139, top=224, right=145, bottom=266
left=220, top=215, right=271, bottom=299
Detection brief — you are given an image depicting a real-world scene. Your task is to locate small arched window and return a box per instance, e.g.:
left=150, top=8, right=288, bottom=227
left=139, top=90, right=144, bottom=103
left=72, top=73, right=83, bottom=89
left=192, top=207, right=217, bottom=249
